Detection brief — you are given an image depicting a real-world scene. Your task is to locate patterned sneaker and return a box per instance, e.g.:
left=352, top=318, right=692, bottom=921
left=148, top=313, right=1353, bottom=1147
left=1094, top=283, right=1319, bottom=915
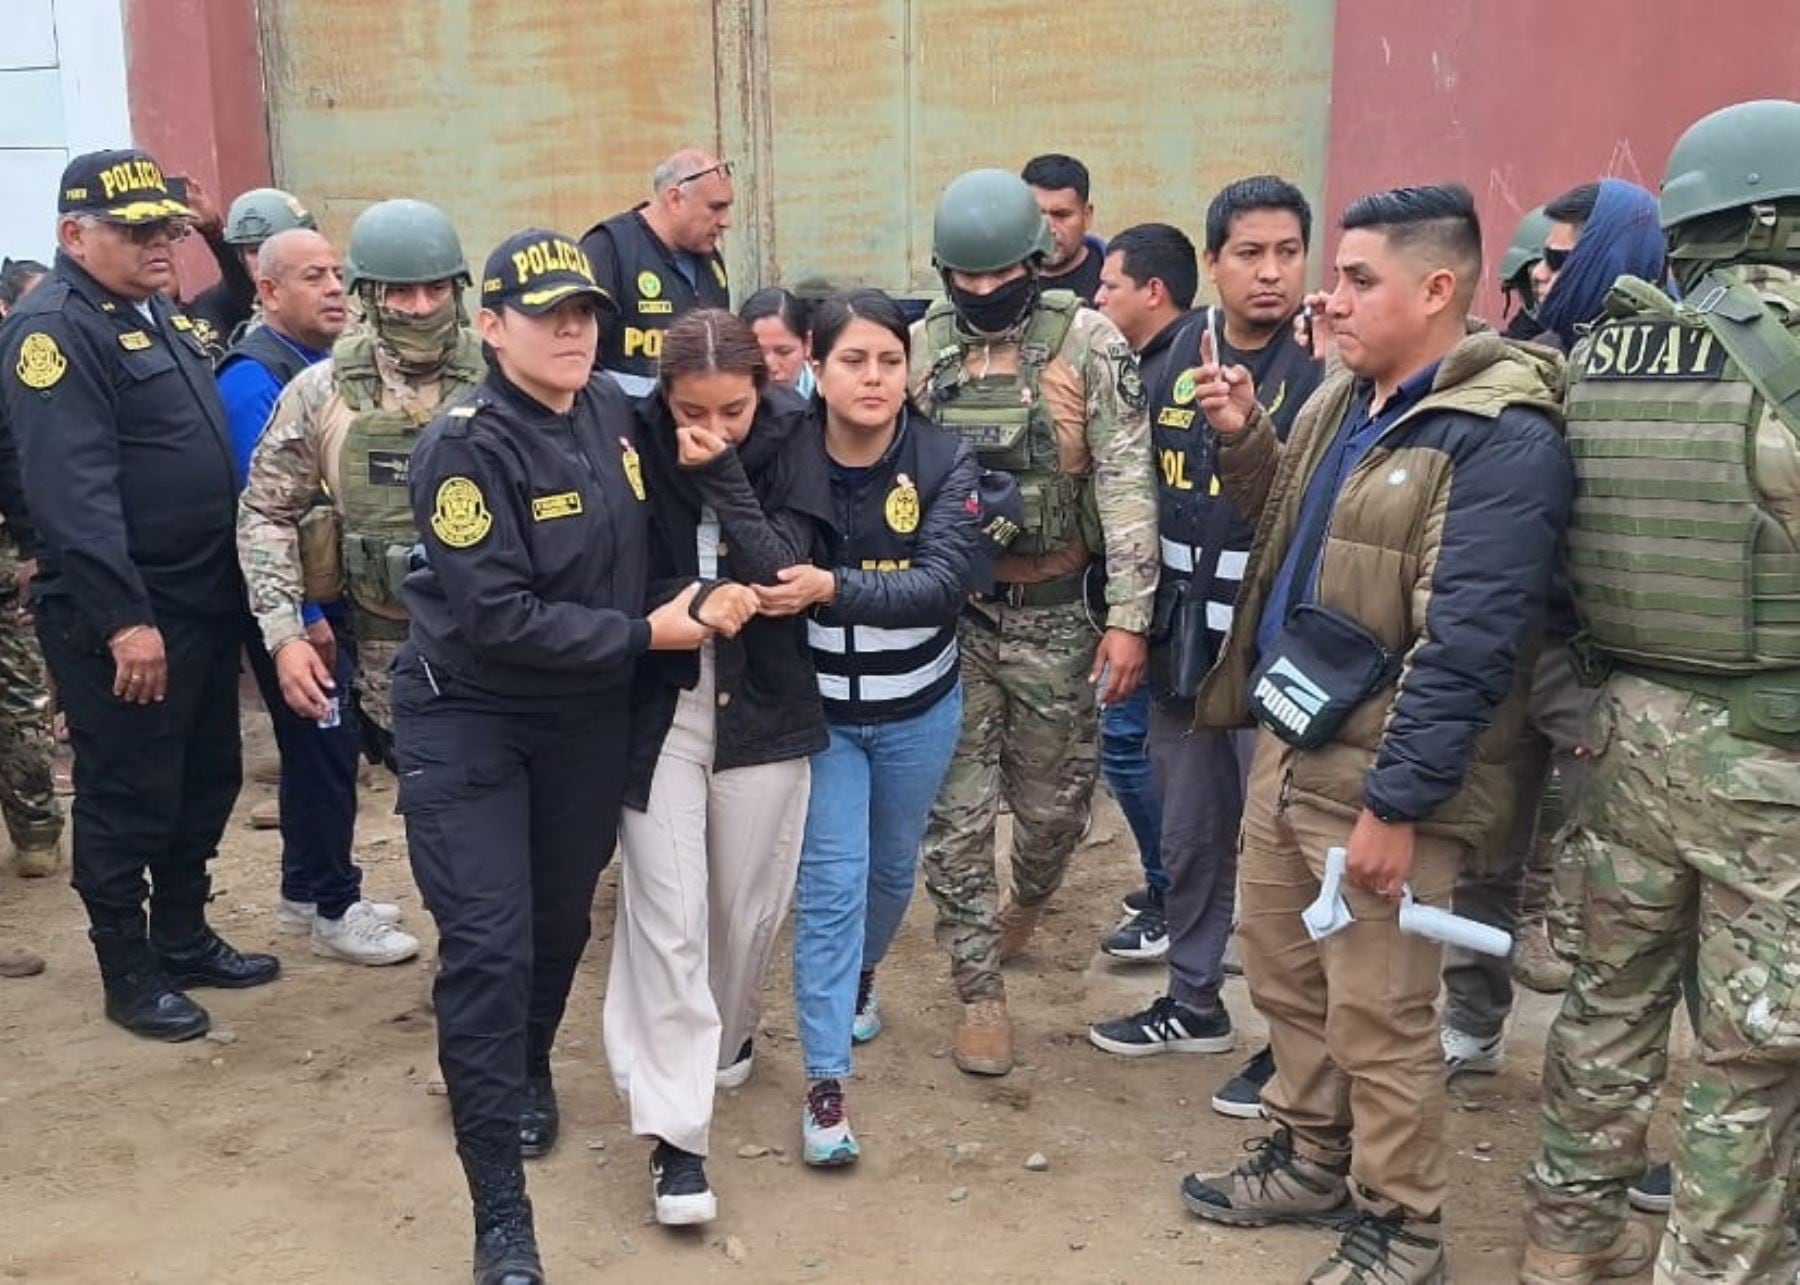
left=1211, top=1045, right=1275, bottom=1119
left=1306, top=1210, right=1445, bottom=1283
left=1101, top=903, right=1170, bottom=962
left=1440, top=1025, right=1504, bottom=1078
left=801, top=1079, right=860, bottom=1167
left=650, top=1141, right=716, bottom=1226
left=1089, top=995, right=1233, bottom=1057
left=851, top=969, right=882, bottom=1044
left=1181, top=1127, right=1350, bottom=1228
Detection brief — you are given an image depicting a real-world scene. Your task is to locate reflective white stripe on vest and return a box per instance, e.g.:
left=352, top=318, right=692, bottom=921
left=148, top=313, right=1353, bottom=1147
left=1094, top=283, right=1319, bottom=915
left=604, top=369, right=658, bottom=398
left=1216, top=549, right=1248, bottom=581
left=1208, top=602, right=1234, bottom=631
left=1159, top=536, right=1195, bottom=574
left=806, top=620, right=944, bottom=655
left=815, top=640, right=959, bottom=703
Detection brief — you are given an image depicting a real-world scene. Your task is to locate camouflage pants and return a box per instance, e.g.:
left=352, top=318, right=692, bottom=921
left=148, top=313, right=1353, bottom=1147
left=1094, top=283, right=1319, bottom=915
left=1525, top=673, right=1800, bottom=1283
left=921, top=604, right=1099, bottom=1002
left=0, top=546, right=61, bottom=851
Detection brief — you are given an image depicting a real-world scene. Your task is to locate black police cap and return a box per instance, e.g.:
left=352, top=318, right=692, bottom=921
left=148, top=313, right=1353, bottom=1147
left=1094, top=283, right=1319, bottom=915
left=58, top=149, right=195, bottom=224
left=480, top=229, right=614, bottom=315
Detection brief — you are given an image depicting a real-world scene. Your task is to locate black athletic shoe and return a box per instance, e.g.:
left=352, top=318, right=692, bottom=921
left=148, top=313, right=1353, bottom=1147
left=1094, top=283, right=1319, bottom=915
left=651, top=1140, right=717, bottom=1225
left=1120, top=886, right=1155, bottom=915
left=1089, top=995, right=1234, bottom=1057
left=1211, top=1044, right=1275, bottom=1119
left=1101, top=904, right=1170, bottom=961
left=1628, top=1161, right=1672, bottom=1214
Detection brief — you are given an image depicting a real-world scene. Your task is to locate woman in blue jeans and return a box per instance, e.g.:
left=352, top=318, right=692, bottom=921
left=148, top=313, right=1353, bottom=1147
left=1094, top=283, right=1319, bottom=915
left=753, top=289, right=980, bottom=1166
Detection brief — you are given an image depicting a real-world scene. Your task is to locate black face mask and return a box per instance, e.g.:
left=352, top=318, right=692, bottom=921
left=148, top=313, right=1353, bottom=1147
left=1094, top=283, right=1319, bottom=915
left=950, top=273, right=1038, bottom=336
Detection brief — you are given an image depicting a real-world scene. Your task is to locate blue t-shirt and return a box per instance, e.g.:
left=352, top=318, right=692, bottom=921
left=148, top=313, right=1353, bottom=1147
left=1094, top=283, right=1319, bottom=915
left=216, top=330, right=330, bottom=623
left=1255, top=361, right=1441, bottom=655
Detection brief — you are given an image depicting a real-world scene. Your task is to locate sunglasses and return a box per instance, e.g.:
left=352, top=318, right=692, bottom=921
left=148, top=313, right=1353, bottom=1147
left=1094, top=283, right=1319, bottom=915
left=1540, top=244, right=1571, bottom=272
left=110, top=219, right=193, bottom=246
left=674, top=161, right=734, bottom=187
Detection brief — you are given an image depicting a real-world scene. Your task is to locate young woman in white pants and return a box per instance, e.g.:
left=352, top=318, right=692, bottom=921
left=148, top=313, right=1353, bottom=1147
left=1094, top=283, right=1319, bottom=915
left=606, top=308, right=833, bottom=1226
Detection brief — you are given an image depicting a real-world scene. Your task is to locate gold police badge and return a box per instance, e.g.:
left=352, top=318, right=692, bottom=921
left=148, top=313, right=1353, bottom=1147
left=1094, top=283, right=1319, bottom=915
left=431, top=476, right=493, bottom=549
left=1171, top=368, right=1199, bottom=406
left=620, top=437, right=646, bottom=501
left=885, top=474, right=921, bottom=534
left=637, top=271, right=663, bottom=300
left=15, top=333, right=67, bottom=390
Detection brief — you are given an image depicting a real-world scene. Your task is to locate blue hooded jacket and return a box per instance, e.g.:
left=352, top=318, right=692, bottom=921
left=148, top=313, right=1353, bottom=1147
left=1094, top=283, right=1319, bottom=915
left=1537, top=178, right=1666, bottom=349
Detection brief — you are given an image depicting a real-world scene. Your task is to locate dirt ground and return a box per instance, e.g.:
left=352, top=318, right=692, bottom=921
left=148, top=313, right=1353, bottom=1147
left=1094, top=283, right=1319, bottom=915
left=0, top=707, right=1676, bottom=1284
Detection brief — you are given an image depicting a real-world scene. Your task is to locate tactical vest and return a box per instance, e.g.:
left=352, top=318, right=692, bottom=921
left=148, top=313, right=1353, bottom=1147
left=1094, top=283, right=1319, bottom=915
left=332, top=329, right=484, bottom=640
left=1566, top=269, right=1800, bottom=744
left=808, top=413, right=963, bottom=724
left=591, top=209, right=730, bottom=381
left=923, top=290, right=1083, bottom=560
left=217, top=323, right=316, bottom=392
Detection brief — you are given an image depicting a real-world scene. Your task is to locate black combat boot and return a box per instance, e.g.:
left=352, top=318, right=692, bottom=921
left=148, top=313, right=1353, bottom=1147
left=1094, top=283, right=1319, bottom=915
left=459, top=1137, right=545, bottom=1285
left=518, top=1069, right=559, bottom=1159
left=92, top=926, right=210, bottom=1042
left=154, top=926, right=281, bottom=989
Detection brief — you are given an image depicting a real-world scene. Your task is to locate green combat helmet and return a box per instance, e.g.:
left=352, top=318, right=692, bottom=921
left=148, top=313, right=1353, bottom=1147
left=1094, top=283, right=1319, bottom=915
left=344, top=198, right=470, bottom=289
left=1499, top=205, right=1551, bottom=287
left=932, top=169, right=1054, bottom=274
left=1660, top=98, right=1800, bottom=230
left=224, top=187, right=316, bottom=245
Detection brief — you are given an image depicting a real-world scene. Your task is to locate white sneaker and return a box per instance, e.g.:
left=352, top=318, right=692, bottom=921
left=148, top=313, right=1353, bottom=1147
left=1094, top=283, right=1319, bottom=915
left=715, top=1038, right=754, bottom=1089
left=1441, top=1025, right=1504, bottom=1077
left=311, top=901, right=420, bottom=966
left=278, top=897, right=403, bottom=935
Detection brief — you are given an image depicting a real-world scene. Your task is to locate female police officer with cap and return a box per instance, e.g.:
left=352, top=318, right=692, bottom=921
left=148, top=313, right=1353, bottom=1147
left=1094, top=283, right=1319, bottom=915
left=395, top=228, right=755, bottom=1285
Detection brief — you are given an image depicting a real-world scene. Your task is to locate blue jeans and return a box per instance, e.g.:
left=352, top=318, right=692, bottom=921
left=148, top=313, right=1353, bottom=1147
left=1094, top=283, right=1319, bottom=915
left=242, top=611, right=363, bottom=918
left=794, top=684, right=963, bottom=1080
left=1101, top=686, right=1167, bottom=894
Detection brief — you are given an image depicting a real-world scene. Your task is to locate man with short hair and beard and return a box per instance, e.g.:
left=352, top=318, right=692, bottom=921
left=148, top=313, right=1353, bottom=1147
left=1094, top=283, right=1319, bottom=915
left=1024, top=153, right=1106, bottom=305
left=1178, top=183, right=1573, bottom=1283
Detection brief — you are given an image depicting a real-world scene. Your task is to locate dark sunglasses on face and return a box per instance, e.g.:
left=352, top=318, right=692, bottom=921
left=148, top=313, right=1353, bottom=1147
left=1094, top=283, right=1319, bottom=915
left=1540, top=244, right=1571, bottom=272
left=118, top=219, right=193, bottom=246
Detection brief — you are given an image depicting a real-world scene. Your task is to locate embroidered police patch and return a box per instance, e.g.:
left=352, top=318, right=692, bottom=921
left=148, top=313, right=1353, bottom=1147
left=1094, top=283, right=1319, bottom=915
left=885, top=475, right=921, bottom=534
left=430, top=476, right=492, bottom=549
left=15, top=334, right=66, bottom=390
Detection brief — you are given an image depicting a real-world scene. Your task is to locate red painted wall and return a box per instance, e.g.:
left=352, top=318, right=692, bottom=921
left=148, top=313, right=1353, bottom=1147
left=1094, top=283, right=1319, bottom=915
left=123, top=0, right=270, bottom=294
left=1324, top=0, right=1800, bottom=320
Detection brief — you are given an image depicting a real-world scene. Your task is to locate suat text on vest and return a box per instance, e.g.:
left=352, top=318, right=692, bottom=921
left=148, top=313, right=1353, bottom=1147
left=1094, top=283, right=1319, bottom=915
left=923, top=290, right=1084, bottom=563
left=1565, top=268, right=1800, bottom=745
left=330, top=330, right=484, bottom=643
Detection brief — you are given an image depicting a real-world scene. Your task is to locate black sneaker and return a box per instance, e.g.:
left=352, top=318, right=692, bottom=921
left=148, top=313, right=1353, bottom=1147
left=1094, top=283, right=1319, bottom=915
left=1120, top=886, right=1155, bottom=915
left=650, top=1141, right=716, bottom=1226
left=1101, top=904, right=1170, bottom=961
left=715, top=1038, right=754, bottom=1089
left=1211, top=1044, right=1275, bottom=1119
left=1090, top=995, right=1233, bottom=1057
left=1628, top=1161, right=1672, bottom=1214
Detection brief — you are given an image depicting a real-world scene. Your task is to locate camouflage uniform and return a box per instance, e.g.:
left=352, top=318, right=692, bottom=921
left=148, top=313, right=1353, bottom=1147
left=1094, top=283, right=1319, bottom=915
left=914, top=303, right=1158, bottom=1001
left=237, top=341, right=468, bottom=733
left=1527, top=261, right=1800, bottom=1281
left=0, top=537, right=61, bottom=852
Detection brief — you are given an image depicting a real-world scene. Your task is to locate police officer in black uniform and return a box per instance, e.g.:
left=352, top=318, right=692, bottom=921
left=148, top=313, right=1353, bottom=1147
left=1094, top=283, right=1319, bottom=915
left=0, top=149, right=278, bottom=1041
left=395, top=229, right=755, bottom=1285
left=579, top=148, right=733, bottom=397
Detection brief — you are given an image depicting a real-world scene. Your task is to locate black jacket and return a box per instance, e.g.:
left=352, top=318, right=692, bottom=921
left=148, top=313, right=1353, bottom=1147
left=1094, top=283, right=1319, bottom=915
left=624, top=385, right=833, bottom=807
left=401, top=366, right=650, bottom=702
left=811, top=405, right=980, bottom=723
left=579, top=209, right=730, bottom=383
left=187, top=229, right=257, bottom=355
left=0, top=312, right=39, bottom=559
left=1, top=254, right=241, bottom=640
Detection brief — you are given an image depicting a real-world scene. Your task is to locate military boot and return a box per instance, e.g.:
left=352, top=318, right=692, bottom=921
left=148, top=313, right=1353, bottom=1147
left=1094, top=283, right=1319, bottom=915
left=92, top=928, right=209, bottom=1041
left=952, top=998, right=1014, bottom=1076
left=12, top=838, right=61, bottom=878
left=1518, top=1222, right=1655, bottom=1285
left=1306, top=1210, right=1445, bottom=1283
left=518, top=1069, right=559, bottom=1159
left=1511, top=919, right=1573, bottom=994
left=1181, top=1126, right=1351, bottom=1227
left=996, top=898, right=1042, bottom=962
left=459, top=1137, right=545, bottom=1285
left=155, top=927, right=281, bottom=989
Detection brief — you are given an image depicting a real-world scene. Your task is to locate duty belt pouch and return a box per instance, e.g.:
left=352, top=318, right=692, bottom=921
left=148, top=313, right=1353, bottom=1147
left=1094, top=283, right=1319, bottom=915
left=1247, top=603, right=1399, bottom=749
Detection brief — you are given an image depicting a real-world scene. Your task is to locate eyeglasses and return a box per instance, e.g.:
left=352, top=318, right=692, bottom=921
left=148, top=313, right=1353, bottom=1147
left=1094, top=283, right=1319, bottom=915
left=1540, top=244, right=1571, bottom=272
left=674, top=161, right=734, bottom=188
left=117, top=219, right=193, bottom=246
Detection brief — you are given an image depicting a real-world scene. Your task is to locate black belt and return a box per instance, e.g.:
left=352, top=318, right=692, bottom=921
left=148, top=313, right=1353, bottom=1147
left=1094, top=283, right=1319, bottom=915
left=982, top=574, right=1086, bottom=609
